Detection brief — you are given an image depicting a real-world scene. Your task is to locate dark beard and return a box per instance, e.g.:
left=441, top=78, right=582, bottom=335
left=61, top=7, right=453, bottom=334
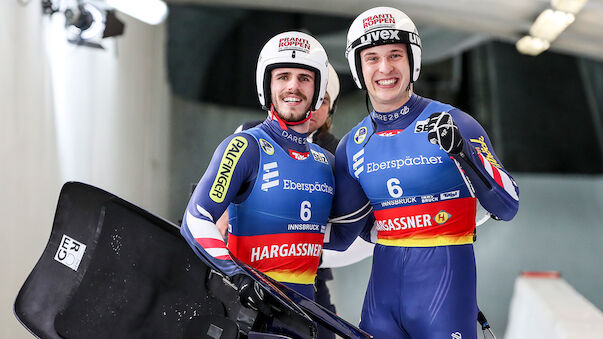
left=273, top=102, right=311, bottom=123
left=278, top=110, right=310, bottom=123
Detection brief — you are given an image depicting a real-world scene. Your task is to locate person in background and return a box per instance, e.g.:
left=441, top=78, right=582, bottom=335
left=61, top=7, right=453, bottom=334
left=326, top=7, right=520, bottom=339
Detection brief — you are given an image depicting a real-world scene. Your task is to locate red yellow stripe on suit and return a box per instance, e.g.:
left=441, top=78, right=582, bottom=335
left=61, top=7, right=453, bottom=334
left=374, top=197, right=477, bottom=247
left=228, top=232, right=324, bottom=284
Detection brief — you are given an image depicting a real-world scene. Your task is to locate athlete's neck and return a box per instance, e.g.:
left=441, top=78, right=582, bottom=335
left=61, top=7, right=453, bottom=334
left=370, top=87, right=413, bottom=112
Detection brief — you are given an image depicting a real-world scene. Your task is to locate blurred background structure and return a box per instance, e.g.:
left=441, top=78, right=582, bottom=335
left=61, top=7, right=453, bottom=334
left=2, top=0, right=603, bottom=337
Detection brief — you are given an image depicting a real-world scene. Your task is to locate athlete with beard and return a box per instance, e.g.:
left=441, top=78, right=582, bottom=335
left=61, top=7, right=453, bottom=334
left=324, top=7, right=520, bottom=339
left=181, top=32, right=334, bottom=311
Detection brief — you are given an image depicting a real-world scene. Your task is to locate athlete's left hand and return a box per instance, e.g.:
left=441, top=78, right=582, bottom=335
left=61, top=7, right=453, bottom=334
left=427, top=112, right=464, bottom=154
left=231, top=273, right=273, bottom=316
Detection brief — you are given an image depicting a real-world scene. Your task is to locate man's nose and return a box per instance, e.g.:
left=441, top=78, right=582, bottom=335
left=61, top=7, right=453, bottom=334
left=378, top=58, right=393, bottom=73
left=286, top=78, right=301, bottom=91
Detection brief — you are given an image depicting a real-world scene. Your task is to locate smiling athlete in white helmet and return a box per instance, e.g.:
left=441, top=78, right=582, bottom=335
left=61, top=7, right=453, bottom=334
left=181, top=31, right=335, bottom=311
left=325, top=7, right=520, bottom=339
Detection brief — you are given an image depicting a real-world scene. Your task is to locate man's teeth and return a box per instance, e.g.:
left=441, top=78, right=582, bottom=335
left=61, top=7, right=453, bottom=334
left=378, top=79, right=396, bottom=85
left=284, top=97, right=301, bottom=102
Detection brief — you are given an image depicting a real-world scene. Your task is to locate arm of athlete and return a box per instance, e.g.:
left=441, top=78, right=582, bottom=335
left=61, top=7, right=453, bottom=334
left=180, top=133, right=259, bottom=277
left=323, top=133, right=375, bottom=251
left=429, top=110, right=519, bottom=221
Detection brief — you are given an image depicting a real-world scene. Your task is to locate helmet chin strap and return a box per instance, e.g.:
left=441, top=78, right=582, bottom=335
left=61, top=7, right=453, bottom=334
left=270, top=104, right=312, bottom=131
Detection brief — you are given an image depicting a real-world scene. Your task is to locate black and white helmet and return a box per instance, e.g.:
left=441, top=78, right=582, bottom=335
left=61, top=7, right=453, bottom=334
left=256, top=31, right=329, bottom=111
left=345, top=7, right=422, bottom=89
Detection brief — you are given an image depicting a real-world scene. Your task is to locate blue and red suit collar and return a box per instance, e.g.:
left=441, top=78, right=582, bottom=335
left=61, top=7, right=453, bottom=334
left=370, top=94, right=430, bottom=132
left=260, top=115, right=310, bottom=155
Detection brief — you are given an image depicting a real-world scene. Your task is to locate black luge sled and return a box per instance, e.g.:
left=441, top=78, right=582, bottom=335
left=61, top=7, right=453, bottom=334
left=14, top=182, right=371, bottom=339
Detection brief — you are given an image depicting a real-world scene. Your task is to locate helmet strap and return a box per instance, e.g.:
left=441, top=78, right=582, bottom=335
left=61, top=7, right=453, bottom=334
left=270, top=104, right=312, bottom=131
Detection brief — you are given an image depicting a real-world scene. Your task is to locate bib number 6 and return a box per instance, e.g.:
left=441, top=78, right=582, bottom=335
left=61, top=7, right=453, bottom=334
left=300, top=201, right=312, bottom=221
left=387, top=178, right=403, bottom=198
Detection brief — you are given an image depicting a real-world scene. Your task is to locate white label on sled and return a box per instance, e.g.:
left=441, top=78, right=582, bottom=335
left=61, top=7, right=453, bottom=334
left=54, top=235, right=86, bottom=271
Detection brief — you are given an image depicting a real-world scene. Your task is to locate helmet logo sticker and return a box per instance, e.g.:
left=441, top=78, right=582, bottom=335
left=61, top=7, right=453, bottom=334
left=360, top=29, right=400, bottom=45
left=354, top=127, right=368, bottom=144
left=259, top=138, right=274, bottom=155
left=278, top=37, right=310, bottom=54
left=363, top=13, right=395, bottom=32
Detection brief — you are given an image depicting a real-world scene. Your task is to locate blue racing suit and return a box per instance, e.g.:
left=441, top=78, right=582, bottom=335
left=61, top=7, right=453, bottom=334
left=326, top=94, right=519, bottom=338
left=181, top=118, right=335, bottom=299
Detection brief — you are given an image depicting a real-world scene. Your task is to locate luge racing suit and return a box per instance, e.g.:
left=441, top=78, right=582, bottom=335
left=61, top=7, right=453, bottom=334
left=181, top=118, right=335, bottom=299
left=327, top=94, right=519, bottom=338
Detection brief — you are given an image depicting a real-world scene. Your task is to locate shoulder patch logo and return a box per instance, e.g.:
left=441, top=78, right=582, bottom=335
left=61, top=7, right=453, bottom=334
left=354, top=126, right=368, bottom=144
left=311, top=149, right=329, bottom=165
left=259, top=138, right=274, bottom=155
left=209, top=136, right=248, bottom=203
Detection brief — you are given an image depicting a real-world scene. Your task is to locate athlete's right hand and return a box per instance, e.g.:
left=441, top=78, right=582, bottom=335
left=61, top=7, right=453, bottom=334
left=231, top=274, right=272, bottom=315
left=427, top=112, right=464, bottom=154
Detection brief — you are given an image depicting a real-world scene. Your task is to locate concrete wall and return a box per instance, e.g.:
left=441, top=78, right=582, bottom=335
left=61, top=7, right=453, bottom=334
left=1, top=2, right=170, bottom=338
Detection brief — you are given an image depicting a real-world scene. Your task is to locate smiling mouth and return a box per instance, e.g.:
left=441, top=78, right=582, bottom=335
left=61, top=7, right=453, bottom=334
left=376, top=78, right=397, bottom=86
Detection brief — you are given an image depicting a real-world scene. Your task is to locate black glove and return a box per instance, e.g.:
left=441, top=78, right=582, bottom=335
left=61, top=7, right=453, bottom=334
left=231, top=274, right=272, bottom=315
left=427, top=112, right=464, bottom=154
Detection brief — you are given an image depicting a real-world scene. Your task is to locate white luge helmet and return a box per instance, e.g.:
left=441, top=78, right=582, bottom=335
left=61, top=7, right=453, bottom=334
left=345, top=7, right=422, bottom=89
left=257, top=31, right=329, bottom=112
left=326, top=63, right=340, bottom=112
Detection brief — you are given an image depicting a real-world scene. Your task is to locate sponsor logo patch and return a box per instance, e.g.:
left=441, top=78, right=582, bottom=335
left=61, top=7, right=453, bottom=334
left=372, top=106, right=409, bottom=122
left=54, top=234, right=86, bottom=271
left=363, top=13, right=396, bottom=32
left=470, top=135, right=501, bottom=168
left=440, top=190, right=460, bottom=200
left=278, top=37, right=311, bottom=53
left=434, top=210, right=451, bottom=225
left=377, top=129, right=403, bottom=137
left=352, top=148, right=365, bottom=178
left=414, top=118, right=434, bottom=133
left=288, top=149, right=309, bottom=160
left=261, top=161, right=279, bottom=191
left=376, top=214, right=433, bottom=231
left=354, top=127, right=368, bottom=144
left=259, top=138, right=274, bottom=155
left=282, top=130, right=306, bottom=145
left=283, top=179, right=334, bottom=195
left=366, top=155, right=443, bottom=174
left=360, top=29, right=400, bottom=44
left=311, top=149, right=329, bottom=165
left=210, top=136, right=248, bottom=202
left=421, top=195, right=439, bottom=203
left=250, top=242, right=322, bottom=263
left=381, top=196, right=417, bottom=207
